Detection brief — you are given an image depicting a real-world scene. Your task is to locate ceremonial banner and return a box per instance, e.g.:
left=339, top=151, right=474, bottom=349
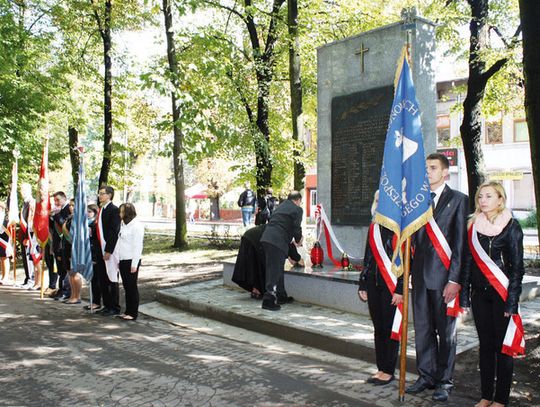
left=373, top=51, right=432, bottom=277
left=8, top=158, right=19, bottom=227
left=34, top=140, right=50, bottom=247
left=70, top=152, right=93, bottom=281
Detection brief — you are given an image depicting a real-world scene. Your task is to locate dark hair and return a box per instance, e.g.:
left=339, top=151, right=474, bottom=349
left=99, top=185, right=115, bottom=200
left=426, top=153, right=450, bottom=170
left=287, top=191, right=302, bottom=201
left=119, top=203, right=137, bottom=224
left=53, top=191, right=67, bottom=199
left=87, top=204, right=99, bottom=217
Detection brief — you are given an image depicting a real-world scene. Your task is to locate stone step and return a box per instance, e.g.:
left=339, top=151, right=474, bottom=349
left=154, top=279, right=501, bottom=374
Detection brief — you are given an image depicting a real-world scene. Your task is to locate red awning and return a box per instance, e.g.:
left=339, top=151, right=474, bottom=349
left=185, top=183, right=208, bottom=199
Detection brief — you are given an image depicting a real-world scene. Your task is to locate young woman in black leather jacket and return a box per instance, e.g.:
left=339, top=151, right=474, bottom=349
left=460, top=181, right=525, bottom=407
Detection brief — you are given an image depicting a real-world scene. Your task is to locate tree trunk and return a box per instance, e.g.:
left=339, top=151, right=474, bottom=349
left=97, top=0, right=113, bottom=190
left=519, top=0, right=540, bottom=232
left=210, top=197, right=220, bottom=220
left=460, top=0, right=507, bottom=209
left=163, top=0, right=188, bottom=249
left=254, top=71, right=273, bottom=197
left=288, top=0, right=305, bottom=192
left=68, top=127, right=80, bottom=193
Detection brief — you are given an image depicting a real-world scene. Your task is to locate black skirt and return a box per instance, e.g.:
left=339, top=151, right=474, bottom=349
left=232, top=236, right=266, bottom=293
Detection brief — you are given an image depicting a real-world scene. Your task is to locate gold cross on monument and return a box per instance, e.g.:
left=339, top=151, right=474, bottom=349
left=355, top=43, right=369, bottom=73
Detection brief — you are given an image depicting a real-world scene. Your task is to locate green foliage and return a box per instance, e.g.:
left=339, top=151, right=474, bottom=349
left=520, top=209, right=537, bottom=229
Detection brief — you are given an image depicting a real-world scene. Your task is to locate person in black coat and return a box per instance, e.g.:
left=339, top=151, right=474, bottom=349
left=260, top=191, right=303, bottom=311
left=48, top=191, right=71, bottom=298
left=407, top=153, right=469, bottom=402
left=358, top=191, right=403, bottom=386
left=95, top=186, right=121, bottom=316
left=460, top=182, right=524, bottom=407
left=255, top=188, right=276, bottom=226
left=232, top=224, right=300, bottom=300
left=84, top=204, right=102, bottom=311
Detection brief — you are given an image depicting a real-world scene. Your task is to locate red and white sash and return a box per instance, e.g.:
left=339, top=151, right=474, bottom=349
left=468, top=224, right=525, bottom=357
left=96, top=205, right=119, bottom=283
left=0, top=224, right=13, bottom=258
left=368, top=223, right=402, bottom=341
left=425, top=218, right=462, bottom=317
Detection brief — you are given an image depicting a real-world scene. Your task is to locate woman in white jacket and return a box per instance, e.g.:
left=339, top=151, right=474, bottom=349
left=117, top=203, right=144, bottom=321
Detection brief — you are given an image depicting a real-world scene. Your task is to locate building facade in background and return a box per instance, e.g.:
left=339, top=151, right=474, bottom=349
left=436, top=78, right=535, bottom=216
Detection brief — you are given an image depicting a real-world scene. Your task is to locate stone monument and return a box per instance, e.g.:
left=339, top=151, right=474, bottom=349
left=317, top=9, right=437, bottom=258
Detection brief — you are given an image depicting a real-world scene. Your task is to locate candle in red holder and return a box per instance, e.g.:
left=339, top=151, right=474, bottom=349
left=341, top=252, right=350, bottom=270
left=310, top=241, right=324, bottom=268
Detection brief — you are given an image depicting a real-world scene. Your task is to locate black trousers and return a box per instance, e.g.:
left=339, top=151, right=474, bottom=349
left=21, top=243, right=32, bottom=284
left=412, top=285, right=457, bottom=386
left=44, top=246, right=56, bottom=289
left=95, top=257, right=120, bottom=313
left=55, top=251, right=66, bottom=292
left=366, top=274, right=399, bottom=375
left=119, top=260, right=140, bottom=318
left=91, top=262, right=102, bottom=306
left=472, top=286, right=513, bottom=405
left=262, top=242, right=287, bottom=295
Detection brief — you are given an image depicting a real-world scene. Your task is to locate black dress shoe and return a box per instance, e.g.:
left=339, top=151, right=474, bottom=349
left=432, top=384, right=452, bottom=402
left=96, top=307, right=110, bottom=315
left=373, top=375, right=395, bottom=386
left=101, top=309, right=120, bottom=317
left=277, top=296, right=294, bottom=305
left=366, top=376, right=378, bottom=384
left=262, top=294, right=281, bottom=311
left=405, top=378, right=435, bottom=394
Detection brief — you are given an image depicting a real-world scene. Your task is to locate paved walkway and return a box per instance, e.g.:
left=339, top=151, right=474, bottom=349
left=0, top=285, right=475, bottom=407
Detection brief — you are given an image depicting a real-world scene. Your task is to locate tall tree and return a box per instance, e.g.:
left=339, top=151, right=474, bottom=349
left=287, top=0, right=305, bottom=191
left=518, top=0, right=540, bottom=231
left=162, top=0, right=188, bottom=248
left=203, top=0, right=286, bottom=196
left=68, top=127, right=80, bottom=192
left=458, top=0, right=520, bottom=205
left=90, top=0, right=113, bottom=189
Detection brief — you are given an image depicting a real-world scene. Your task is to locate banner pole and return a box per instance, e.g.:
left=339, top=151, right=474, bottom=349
left=11, top=225, right=17, bottom=283
left=40, top=256, right=45, bottom=299
left=398, top=237, right=412, bottom=401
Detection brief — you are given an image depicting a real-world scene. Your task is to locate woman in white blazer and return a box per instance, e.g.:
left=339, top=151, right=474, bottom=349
left=117, top=203, right=144, bottom=321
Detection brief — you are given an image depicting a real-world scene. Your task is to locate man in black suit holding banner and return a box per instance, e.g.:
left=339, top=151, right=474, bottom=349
left=406, top=153, right=469, bottom=402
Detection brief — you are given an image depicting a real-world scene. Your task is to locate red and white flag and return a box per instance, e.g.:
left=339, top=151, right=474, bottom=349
left=468, top=224, right=525, bottom=357
left=34, top=139, right=50, bottom=247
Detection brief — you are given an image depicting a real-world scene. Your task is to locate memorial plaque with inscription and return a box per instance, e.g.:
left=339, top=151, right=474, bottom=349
left=331, top=85, right=393, bottom=226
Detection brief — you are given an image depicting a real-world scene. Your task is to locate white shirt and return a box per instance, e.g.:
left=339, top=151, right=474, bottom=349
left=117, top=217, right=145, bottom=269
left=431, top=183, right=446, bottom=209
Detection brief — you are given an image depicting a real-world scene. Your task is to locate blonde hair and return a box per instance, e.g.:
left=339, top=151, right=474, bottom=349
left=468, top=181, right=507, bottom=226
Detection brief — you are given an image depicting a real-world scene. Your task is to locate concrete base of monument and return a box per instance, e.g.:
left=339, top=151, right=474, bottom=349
left=222, top=260, right=374, bottom=316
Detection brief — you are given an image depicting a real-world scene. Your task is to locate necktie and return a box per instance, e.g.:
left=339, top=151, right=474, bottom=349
left=431, top=192, right=436, bottom=209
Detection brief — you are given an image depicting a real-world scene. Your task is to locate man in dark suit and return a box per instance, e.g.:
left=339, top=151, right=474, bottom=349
left=48, top=191, right=70, bottom=299
left=406, top=153, right=469, bottom=402
left=95, top=186, right=121, bottom=316
left=260, top=191, right=303, bottom=311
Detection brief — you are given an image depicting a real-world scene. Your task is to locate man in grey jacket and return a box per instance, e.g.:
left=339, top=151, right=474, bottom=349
left=260, top=191, right=303, bottom=311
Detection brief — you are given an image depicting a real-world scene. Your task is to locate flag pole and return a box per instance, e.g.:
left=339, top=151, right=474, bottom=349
left=11, top=225, right=17, bottom=282
left=398, top=237, right=412, bottom=401
left=89, top=280, right=93, bottom=314
left=40, top=257, right=45, bottom=299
